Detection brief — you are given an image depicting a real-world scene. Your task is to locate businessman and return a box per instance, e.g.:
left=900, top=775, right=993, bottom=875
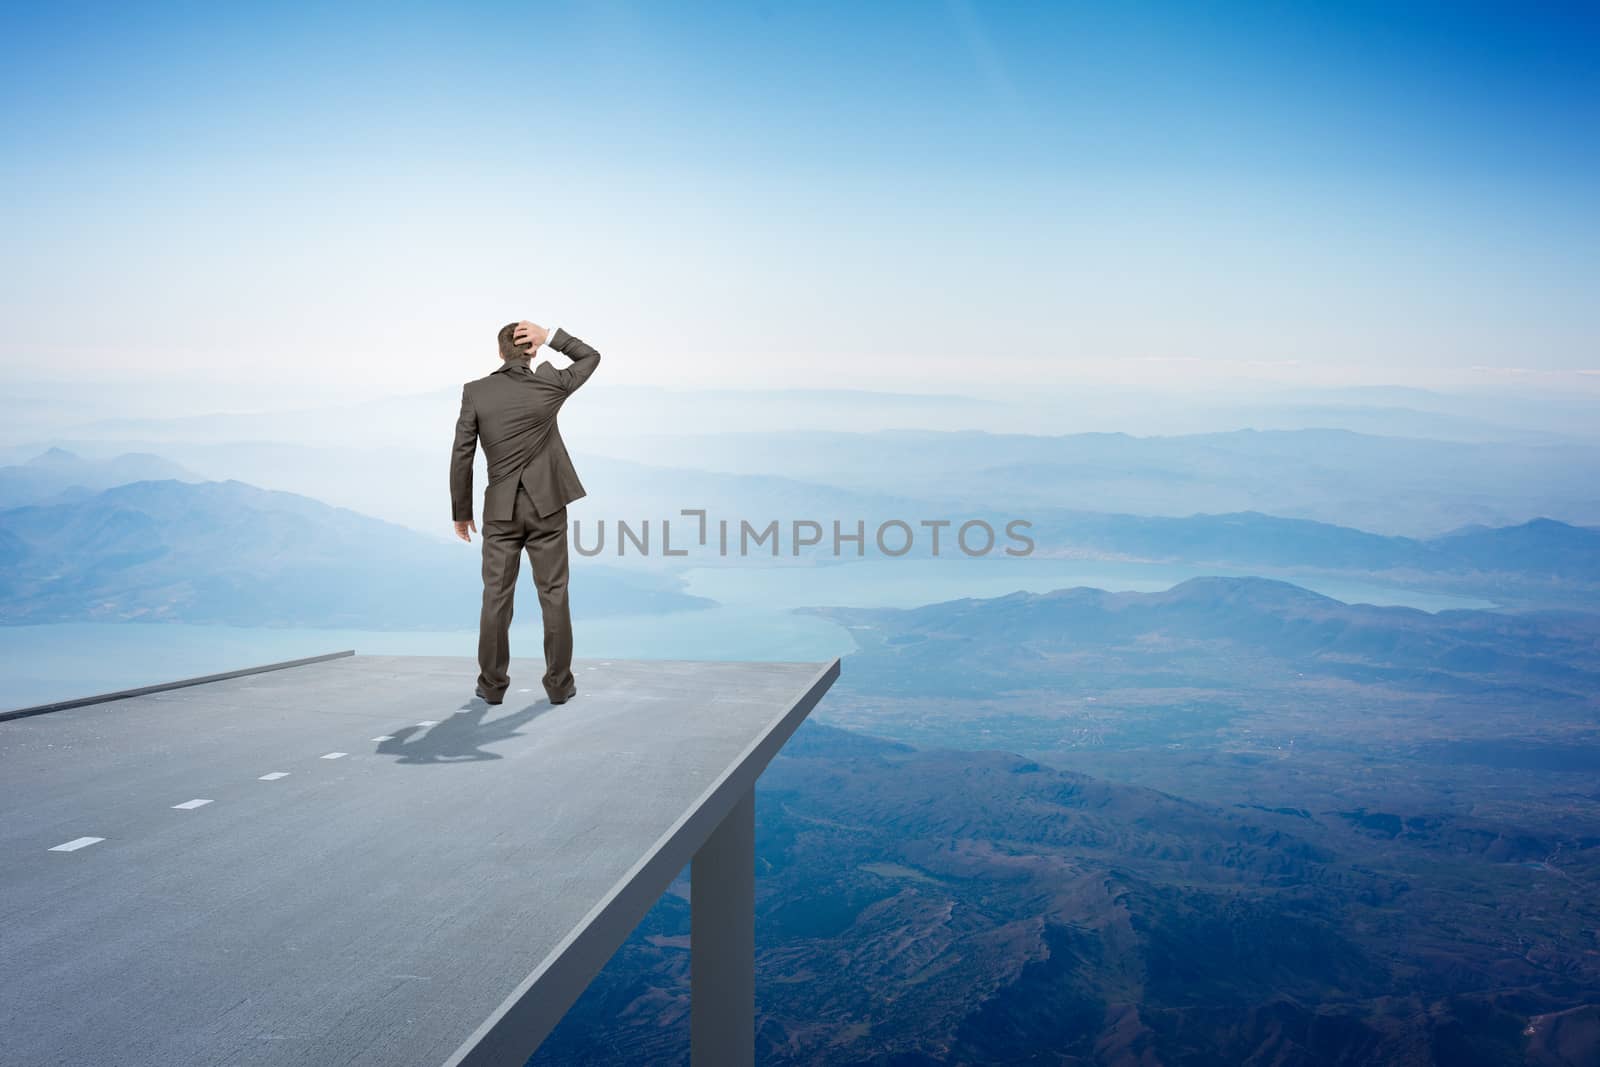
left=450, top=320, right=602, bottom=706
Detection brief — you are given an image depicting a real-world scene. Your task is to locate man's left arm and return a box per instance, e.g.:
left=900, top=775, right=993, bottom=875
left=450, top=384, right=478, bottom=540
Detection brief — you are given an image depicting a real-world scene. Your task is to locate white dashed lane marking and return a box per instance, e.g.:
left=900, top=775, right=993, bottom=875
left=40, top=715, right=450, bottom=857
left=50, top=837, right=104, bottom=852
left=42, top=708, right=460, bottom=855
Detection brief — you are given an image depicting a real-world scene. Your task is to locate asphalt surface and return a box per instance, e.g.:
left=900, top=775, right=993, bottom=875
left=0, top=653, right=835, bottom=1066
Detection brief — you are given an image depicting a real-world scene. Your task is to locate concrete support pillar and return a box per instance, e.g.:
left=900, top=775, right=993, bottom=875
left=691, top=786, right=755, bottom=1067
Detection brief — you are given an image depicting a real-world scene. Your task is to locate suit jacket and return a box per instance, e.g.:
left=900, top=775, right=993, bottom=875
left=451, top=327, right=602, bottom=523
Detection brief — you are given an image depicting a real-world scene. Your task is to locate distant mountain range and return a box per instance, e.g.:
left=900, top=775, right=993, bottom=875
left=805, top=574, right=1600, bottom=699
left=3, top=436, right=1595, bottom=629
left=1028, top=510, right=1600, bottom=579
left=3, top=454, right=1595, bottom=628
left=840, top=507, right=1600, bottom=610
left=0, top=479, right=710, bottom=626
left=585, top=426, right=1600, bottom=536
left=10, top=421, right=1599, bottom=541
left=796, top=577, right=1600, bottom=836
left=0, top=447, right=199, bottom=507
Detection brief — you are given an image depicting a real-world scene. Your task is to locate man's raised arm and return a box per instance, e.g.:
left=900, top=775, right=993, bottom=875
left=546, top=327, right=602, bottom=394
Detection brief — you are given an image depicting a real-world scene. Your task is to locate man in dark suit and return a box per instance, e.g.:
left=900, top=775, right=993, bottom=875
left=450, top=320, right=602, bottom=706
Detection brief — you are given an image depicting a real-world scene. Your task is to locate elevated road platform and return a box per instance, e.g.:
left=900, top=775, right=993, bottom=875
left=0, top=651, right=839, bottom=1066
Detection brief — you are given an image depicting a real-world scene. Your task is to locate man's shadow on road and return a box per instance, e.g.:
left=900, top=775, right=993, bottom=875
left=376, top=698, right=556, bottom=764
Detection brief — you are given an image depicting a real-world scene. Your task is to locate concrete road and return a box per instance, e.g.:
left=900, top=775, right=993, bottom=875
left=0, top=653, right=837, bottom=1066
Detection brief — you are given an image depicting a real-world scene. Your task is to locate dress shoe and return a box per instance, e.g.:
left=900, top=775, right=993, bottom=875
left=474, top=685, right=504, bottom=706
left=547, top=684, right=577, bottom=705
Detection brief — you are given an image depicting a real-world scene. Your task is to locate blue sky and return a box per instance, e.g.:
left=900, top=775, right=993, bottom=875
left=2, top=1, right=1595, bottom=396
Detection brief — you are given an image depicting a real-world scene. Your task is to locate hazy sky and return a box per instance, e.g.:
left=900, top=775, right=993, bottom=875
left=3, top=1, right=1596, bottom=398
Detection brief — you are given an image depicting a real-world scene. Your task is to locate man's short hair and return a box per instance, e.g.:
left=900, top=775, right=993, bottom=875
left=497, top=322, right=533, bottom=361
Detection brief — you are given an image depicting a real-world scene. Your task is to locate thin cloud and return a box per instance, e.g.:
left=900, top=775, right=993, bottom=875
left=945, top=0, right=1028, bottom=124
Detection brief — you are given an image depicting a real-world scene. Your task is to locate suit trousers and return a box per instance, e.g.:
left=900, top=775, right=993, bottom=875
left=477, top=484, right=575, bottom=701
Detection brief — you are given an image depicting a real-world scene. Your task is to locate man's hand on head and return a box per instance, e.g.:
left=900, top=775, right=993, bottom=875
left=512, top=321, right=549, bottom=350
left=454, top=519, right=478, bottom=543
